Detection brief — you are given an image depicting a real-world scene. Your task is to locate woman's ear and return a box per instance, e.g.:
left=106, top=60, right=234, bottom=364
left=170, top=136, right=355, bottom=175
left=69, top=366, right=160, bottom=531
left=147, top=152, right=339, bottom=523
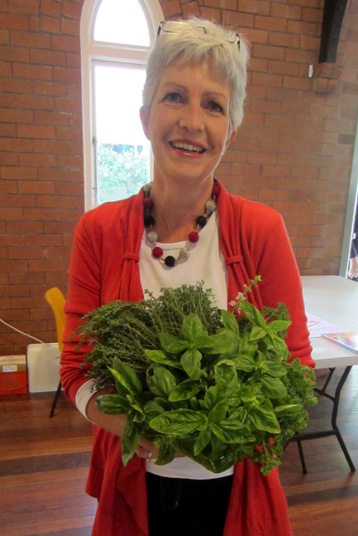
left=225, top=130, right=236, bottom=149
left=139, top=106, right=150, bottom=140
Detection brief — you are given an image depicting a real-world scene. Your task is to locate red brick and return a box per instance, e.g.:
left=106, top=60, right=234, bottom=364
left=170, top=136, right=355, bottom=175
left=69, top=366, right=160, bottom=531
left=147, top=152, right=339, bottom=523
left=17, top=125, right=56, bottom=139
left=8, top=0, right=40, bottom=16
left=0, top=14, right=30, bottom=31
left=10, top=31, right=51, bottom=49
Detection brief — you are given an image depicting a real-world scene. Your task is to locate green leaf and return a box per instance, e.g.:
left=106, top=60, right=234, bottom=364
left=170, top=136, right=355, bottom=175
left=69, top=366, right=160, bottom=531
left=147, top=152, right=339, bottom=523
left=248, top=406, right=281, bottom=434
left=144, top=400, right=166, bottom=419
left=109, top=358, right=142, bottom=395
left=200, top=386, right=218, bottom=410
left=210, top=420, right=247, bottom=443
left=214, top=360, right=238, bottom=391
left=159, top=332, right=189, bottom=354
left=249, top=326, right=267, bottom=341
left=220, top=309, right=239, bottom=333
left=144, top=349, right=182, bottom=369
left=181, top=313, right=207, bottom=341
left=146, top=366, right=177, bottom=398
left=274, top=404, right=302, bottom=415
left=208, top=400, right=230, bottom=423
left=95, top=393, right=129, bottom=414
left=156, top=439, right=176, bottom=465
left=197, top=329, right=237, bottom=354
left=266, top=319, right=291, bottom=332
left=261, top=376, right=287, bottom=399
left=121, top=418, right=141, bottom=466
left=232, top=353, right=256, bottom=372
left=180, top=349, right=202, bottom=379
left=168, top=379, right=202, bottom=402
left=194, top=428, right=211, bottom=455
left=265, top=361, right=287, bottom=378
left=149, top=409, right=206, bottom=436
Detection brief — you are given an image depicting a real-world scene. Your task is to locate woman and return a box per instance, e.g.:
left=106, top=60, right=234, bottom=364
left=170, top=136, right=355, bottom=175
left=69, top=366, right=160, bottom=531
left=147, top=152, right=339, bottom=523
left=61, top=18, right=314, bottom=536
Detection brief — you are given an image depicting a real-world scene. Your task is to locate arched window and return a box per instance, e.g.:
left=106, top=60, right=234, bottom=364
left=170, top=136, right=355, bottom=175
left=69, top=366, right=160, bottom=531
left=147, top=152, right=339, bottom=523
left=81, top=0, right=163, bottom=209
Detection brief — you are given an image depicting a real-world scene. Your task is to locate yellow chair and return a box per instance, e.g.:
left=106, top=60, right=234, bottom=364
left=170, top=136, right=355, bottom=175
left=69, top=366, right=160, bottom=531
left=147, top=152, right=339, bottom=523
left=44, top=287, right=66, bottom=417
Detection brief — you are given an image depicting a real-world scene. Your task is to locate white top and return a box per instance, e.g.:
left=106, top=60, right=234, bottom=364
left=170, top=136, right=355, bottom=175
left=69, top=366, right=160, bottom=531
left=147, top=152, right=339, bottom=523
left=76, top=211, right=233, bottom=479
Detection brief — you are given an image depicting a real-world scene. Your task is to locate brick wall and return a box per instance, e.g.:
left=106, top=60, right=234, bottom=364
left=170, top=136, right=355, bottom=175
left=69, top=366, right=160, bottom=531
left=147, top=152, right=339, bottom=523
left=1, top=0, right=357, bottom=356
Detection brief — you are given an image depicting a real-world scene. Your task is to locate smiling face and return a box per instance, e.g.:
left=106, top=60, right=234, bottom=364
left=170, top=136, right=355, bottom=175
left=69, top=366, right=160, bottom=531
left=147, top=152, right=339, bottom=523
left=140, top=60, right=235, bottom=191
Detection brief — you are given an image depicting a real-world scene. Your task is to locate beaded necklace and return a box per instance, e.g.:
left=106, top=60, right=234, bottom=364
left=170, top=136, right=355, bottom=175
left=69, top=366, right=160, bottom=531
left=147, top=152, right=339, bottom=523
left=143, top=181, right=219, bottom=268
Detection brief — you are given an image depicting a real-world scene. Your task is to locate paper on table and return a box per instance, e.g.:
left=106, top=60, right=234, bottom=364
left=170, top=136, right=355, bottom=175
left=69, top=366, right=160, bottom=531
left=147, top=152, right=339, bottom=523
left=305, top=311, right=344, bottom=338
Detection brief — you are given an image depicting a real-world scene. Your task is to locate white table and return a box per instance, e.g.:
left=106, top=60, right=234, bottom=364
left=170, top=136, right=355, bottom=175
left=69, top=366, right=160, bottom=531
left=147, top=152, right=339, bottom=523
left=291, top=276, right=358, bottom=473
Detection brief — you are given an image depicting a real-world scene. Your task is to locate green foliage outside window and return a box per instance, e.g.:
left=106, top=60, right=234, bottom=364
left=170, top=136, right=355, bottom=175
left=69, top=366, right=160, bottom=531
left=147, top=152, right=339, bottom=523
left=96, top=143, right=149, bottom=205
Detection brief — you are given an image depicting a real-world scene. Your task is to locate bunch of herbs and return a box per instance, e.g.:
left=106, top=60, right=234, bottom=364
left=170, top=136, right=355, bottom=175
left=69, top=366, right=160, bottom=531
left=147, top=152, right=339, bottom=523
left=78, top=279, right=316, bottom=475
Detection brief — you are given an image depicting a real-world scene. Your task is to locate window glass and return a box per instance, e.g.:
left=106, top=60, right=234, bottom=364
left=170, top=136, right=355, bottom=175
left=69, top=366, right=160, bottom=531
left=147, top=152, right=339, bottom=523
left=94, top=0, right=150, bottom=46
left=81, top=0, right=162, bottom=209
left=94, top=64, right=150, bottom=204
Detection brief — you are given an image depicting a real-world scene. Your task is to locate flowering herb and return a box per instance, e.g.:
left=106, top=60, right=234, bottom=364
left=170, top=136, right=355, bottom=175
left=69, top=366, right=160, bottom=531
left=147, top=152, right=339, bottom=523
left=79, top=279, right=316, bottom=475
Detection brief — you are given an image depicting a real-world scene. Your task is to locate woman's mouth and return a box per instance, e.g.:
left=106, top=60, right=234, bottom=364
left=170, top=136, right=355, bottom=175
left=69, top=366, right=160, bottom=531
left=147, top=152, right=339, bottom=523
left=170, top=141, right=206, bottom=154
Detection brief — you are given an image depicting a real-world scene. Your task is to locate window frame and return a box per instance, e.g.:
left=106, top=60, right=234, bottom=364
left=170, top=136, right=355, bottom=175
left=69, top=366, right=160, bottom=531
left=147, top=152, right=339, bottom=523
left=80, top=0, right=163, bottom=210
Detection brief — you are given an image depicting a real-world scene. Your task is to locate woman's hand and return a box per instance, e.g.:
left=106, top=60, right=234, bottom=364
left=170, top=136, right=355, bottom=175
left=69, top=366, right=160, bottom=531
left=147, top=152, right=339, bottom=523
left=135, top=438, right=159, bottom=460
left=86, top=389, right=185, bottom=461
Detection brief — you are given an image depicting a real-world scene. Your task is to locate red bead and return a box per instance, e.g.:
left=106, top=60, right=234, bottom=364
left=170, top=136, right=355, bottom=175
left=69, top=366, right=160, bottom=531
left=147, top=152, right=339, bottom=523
left=188, top=231, right=199, bottom=243
left=152, top=246, right=163, bottom=259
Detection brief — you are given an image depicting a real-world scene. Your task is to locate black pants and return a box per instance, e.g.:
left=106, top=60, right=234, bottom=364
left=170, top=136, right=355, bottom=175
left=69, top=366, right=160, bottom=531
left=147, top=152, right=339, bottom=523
left=146, top=473, right=233, bottom=536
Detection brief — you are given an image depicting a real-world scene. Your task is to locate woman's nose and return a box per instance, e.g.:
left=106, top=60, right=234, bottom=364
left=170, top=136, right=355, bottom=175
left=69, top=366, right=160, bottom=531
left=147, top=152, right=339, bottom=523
left=178, top=103, right=204, bottom=133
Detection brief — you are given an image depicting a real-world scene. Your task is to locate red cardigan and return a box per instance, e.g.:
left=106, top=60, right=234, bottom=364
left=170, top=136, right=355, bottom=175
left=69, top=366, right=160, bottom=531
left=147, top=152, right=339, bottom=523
left=61, top=181, right=313, bottom=535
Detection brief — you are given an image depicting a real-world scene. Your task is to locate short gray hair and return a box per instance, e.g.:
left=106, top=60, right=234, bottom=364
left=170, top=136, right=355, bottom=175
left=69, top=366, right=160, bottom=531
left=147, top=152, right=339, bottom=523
left=142, top=17, right=250, bottom=135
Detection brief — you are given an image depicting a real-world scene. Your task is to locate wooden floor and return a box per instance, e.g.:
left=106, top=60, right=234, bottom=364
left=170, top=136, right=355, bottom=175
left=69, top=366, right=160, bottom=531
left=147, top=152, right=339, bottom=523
left=1, top=367, right=357, bottom=536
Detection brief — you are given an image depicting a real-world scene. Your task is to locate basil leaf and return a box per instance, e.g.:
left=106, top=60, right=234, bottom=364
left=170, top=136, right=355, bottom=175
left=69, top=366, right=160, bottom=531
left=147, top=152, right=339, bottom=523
left=232, top=353, right=256, bottom=372
left=261, top=376, right=287, bottom=399
left=214, top=360, right=238, bottom=391
left=267, top=319, right=291, bottom=332
left=194, top=428, right=211, bottom=455
left=144, top=400, right=166, bottom=419
left=181, top=313, right=207, bottom=341
left=180, top=349, right=202, bottom=379
left=168, top=379, right=202, bottom=402
left=146, top=366, right=177, bottom=398
left=248, top=406, right=281, bottom=434
left=274, top=404, right=302, bottom=415
left=121, top=418, right=141, bottom=466
left=159, top=332, right=189, bottom=354
left=200, top=386, right=218, bottom=410
left=265, top=361, right=287, bottom=377
left=149, top=409, right=206, bottom=436
left=210, top=421, right=246, bottom=443
left=249, top=326, right=267, bottom=341
left=110, top=358, right=142, bottom=395
left=220, top=309, right=239, bottom=333
left=197, top=329, right=237, bottom=354
left=145, top=349, right=182, bottom=369
left=95, top=393, right=129, bottom=414
left=208, top=400, right=230, bottom=423
left=156, top=439, right=176, bottom=465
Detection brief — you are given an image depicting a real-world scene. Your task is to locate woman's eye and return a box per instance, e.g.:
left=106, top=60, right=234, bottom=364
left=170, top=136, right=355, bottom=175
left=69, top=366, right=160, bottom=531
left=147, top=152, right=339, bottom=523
left=164, top=92, right=182, bottom=103
left=208, top=101, right=224, bottom=113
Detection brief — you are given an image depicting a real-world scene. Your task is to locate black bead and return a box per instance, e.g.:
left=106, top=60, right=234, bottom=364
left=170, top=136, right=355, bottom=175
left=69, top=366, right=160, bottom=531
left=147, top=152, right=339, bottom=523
left=144, top=214, right=155, bottom=227
left=164, top=255, right=176, bottom=267
left=196, top=215, right=207, bottom=228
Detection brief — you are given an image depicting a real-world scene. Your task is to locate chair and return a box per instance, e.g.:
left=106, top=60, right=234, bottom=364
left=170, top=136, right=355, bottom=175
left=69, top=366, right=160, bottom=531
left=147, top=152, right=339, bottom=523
left=44, top=287, right=66, bottom=418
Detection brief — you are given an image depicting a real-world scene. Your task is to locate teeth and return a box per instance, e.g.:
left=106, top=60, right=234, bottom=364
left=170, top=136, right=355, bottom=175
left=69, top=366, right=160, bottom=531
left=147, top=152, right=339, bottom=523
left=171, top=142, right=204, bottom=153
